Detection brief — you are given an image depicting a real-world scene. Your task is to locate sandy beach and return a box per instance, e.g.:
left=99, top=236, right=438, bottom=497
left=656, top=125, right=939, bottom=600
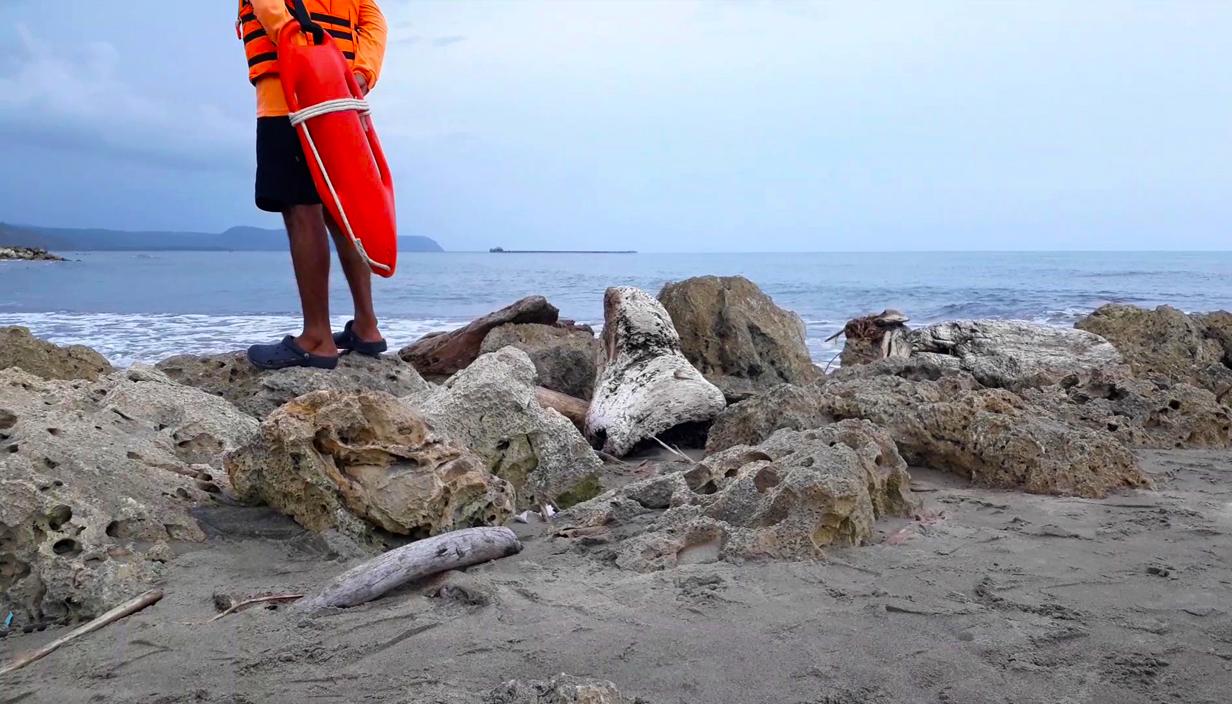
left=3, top=447, right=1229, bottom=704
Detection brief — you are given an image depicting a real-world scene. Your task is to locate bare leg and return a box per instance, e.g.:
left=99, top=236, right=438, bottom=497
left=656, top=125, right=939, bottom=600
left=284, top=205, right=338, bottom=356
left=326, top=216, right=383, bottom=342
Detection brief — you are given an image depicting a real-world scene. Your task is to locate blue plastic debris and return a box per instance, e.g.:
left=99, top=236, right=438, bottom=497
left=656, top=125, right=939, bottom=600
left=2, top=611, right=12, bottom=629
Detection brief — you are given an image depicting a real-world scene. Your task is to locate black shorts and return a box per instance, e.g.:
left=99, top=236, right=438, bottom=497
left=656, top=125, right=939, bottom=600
left=255, top=117, right=321, bottom=213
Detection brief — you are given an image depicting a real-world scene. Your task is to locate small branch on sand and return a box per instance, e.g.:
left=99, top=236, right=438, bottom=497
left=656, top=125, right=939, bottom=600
left=297, top=527, right=522, bottom=612
left=0, top=590, right=163, bottom=676
left=650, top=436, right=697, bottom=464
left=207, top=594, right=303, bottom=623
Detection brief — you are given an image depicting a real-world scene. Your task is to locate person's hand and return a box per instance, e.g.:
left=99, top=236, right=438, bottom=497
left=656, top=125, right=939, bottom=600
left=354, top=72, right=370, bottom=96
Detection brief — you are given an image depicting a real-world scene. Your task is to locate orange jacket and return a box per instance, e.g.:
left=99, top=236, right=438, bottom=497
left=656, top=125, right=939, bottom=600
left=242, top=0, right=387, bottom=117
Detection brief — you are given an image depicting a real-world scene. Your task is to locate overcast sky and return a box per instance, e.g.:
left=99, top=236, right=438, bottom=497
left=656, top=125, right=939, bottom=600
left=0, top=1, right=1228, bottom=252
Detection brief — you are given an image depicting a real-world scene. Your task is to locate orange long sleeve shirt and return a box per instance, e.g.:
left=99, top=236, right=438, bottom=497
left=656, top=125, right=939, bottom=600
left=250, top=0, right=388, bottom=117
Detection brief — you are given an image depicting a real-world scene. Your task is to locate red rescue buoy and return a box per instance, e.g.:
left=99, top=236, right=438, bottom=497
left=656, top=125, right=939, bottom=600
left=278, top=20, right=398, bottom=277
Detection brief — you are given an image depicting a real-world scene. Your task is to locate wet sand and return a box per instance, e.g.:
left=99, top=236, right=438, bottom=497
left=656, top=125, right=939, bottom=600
left=2, top=450, right=1230, bottom=704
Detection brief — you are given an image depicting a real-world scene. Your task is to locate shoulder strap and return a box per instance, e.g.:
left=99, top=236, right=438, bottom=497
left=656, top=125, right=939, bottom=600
left=287, top=0, right=326, bottom=44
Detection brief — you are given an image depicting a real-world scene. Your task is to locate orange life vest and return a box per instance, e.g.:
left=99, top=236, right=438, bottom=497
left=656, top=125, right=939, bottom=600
left=236, top=0, right=359, bottom=84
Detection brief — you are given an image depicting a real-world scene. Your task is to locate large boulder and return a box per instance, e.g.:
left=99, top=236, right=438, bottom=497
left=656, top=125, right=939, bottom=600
left=0, top=367, right=257, bottom=623
left=586, top=287, right=726, bottom=456
left=708, top=373, right=1148, bottom=497
left=413, top=347, right=604, bottom=509
left=562, top=420, right=916, bottom=570
left=480, top=323, right=601, bottom=399
left=908, top=320, right=1124, bottom=390
left=156, top=351, right=430, bottom=419
left=658, top=275, right=820, bottom=400
left=225, top=390, right=514, bottom=545
left=0, top=327, right=112, bottom=381
left=399, top=296, right=561, bottom=377
left=1075, top=305, right=1231, bottom=391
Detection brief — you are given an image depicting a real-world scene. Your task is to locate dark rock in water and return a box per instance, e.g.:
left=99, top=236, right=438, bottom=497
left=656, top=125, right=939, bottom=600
left=225, top=390, right=514, bottom=545
left=155, top=350, right=429, bottom=419
left=908, top=319, right=1124, bottom=390
left=0, top=366, right=257, bottom=623
left=1076, top=304, right=1232, bottom=396
left=0, top=246, right=62, bottom=261
left=398, top=296, right=560, bottom=377
left=0, top=326, right=112, bottom=381
left=480, top=321, right=601, bottom=399
left=658, top=275, right=820, bottom=401
left=585, top=287, right=726, bottom=457
left=410, top=347, right=603, bottom=510
left=561, top=419, right=916, bottom=570
left=707, top=371, right=1148, bottom=498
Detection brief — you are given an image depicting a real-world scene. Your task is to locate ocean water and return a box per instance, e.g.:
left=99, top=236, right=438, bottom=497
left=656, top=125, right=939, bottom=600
left=2, top=251, right=1231, bottom=367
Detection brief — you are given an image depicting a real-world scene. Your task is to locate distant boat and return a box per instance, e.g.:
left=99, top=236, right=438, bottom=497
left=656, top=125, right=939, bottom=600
left=489, top=246, right=637, bottom=254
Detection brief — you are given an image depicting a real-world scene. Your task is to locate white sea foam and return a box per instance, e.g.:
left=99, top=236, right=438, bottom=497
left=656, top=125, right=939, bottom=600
left=0, top=313, right=458, bottom=367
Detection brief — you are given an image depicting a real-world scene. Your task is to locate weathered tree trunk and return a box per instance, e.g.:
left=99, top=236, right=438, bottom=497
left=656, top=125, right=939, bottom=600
left=297, top=527, right=522, bottom=611
left=397, top=297, right=559, bottom=376
left=535, top=386, right=589, bottom=430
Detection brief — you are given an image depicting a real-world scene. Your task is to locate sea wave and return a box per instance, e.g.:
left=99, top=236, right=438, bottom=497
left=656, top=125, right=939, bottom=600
left=0, top=313, right=458, bottom=367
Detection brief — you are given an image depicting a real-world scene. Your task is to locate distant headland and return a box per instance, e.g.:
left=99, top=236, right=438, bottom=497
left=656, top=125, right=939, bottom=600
left=0, top=223, right=444, bottom=253
left=489, top=246, right=636, bottom=254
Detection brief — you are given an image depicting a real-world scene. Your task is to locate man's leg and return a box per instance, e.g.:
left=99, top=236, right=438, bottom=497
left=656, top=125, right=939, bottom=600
left=284, top=205, right=338, bottom=357
left=326, top=217, right=383, bottom=342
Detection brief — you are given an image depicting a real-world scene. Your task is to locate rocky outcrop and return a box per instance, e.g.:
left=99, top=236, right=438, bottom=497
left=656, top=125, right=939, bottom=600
left=1076, top=304, right=1232, bottom=394
left=1023, top=370, right=1232, bottom=449
left=480, top=322, right=601, bottom=399
left=586, top=287, right=725, bottom=456
left=413, top=348, right=604, bottom=509
left=486, top=674, right=644, bottom=704
left=0, top=367, right=257, bottom=623
left=909, top=320, right=1124, bottom=390
left=658, top=276, right=820, bottom=401
left=156, top=351, right=429, bottom=419
left=0, top=246, right=62, bottom=261
left=836, top=310, right=912, bottom=367
left=225, top=390, right=514, bottom=545
left=399, top=296, right=561, bottom=377
left=0, top=327, right=112, bottom=381
left=562, top=420, right=916, bottom=570
left=708, top=373, right=1147, bottom=497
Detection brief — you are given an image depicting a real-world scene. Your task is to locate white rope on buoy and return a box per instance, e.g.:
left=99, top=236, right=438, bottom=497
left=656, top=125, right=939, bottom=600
left=288, top=98, right=392, bottom=274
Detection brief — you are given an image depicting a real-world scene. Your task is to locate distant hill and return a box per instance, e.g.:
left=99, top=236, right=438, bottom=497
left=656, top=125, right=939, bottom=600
left=0, top=223, right=444, bottom=253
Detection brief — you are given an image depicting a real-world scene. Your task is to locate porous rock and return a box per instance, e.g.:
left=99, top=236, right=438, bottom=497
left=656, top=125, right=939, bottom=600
left=0, top=326, right=112, bottom=381
left=398, top=296, right=560, bottom=377
left=658, top=275, right=820, bottom=400
left=563, top=420, right=916, bottom=570
left=156, top=350, right=430, bottom=419
left=485, top=674, right=645, bottom=704
left=1024, top=369, right=1232, bottom=449
left=480, top=322, right=601, bottom=399
left=412, top=347, right=604, bottom=509
left=909, top=319, right=1124, bottom=390
left=708, top=372, right=1147, bottom=497
left=225, top=390, right=514, bottom=545
left=586, top=287, right=726, bottom=456
left=0, top=367, right=257, bottom=623
left=1076, top=304, right=1231, bottom=392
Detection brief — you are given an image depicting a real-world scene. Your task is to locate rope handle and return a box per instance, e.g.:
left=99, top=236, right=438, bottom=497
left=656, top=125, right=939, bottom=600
left=289, top=98, right=370, bottom=126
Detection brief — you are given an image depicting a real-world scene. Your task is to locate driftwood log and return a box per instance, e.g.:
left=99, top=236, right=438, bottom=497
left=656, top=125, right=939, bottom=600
left=0, top=589, right=163, bottom=676
left=297, top=527, right=523, bottom=612
left=398, top=296, right=559, bottom=376
left=535, top=386, right=589, bottom=430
